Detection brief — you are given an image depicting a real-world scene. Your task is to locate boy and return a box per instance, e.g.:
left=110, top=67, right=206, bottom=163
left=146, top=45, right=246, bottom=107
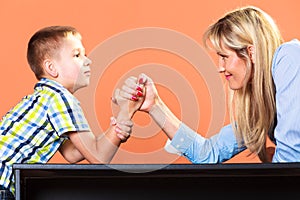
left=0, top=26, right=143, bottom=199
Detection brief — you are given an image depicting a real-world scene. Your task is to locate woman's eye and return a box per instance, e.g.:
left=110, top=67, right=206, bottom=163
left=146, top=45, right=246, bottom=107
left=74, top=53, right=80, bottom=58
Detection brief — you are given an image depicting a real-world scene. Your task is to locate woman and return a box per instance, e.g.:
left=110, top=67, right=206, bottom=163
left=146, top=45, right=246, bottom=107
left=116, top=6, right=300, bottom=163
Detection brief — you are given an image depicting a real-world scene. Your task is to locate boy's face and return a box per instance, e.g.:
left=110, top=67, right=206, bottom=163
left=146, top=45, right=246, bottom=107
left=53, top=34, right=92, bottom=93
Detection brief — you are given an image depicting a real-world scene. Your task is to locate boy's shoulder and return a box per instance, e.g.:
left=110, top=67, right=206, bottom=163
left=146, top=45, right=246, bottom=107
left=34, top=78, right=79, bottom=105
left=36, top=78, right=66, bottom=92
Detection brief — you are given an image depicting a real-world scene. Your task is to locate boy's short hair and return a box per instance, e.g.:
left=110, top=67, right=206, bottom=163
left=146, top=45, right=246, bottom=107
left=27, top=26, right=81, bottom=80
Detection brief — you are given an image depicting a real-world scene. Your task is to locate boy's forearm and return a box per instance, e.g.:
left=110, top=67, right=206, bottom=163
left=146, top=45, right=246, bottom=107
left=95, top=127, right=122, bottom=163
left=94, top=108, right=134, bottom=163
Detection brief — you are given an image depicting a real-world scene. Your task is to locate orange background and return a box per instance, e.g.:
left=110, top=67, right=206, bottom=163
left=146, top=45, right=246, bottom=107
left=0, top=0, right=299, bottom=164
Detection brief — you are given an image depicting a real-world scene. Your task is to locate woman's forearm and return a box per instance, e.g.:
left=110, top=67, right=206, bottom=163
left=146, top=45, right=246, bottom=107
left=149, top=97, right=181, bottom=139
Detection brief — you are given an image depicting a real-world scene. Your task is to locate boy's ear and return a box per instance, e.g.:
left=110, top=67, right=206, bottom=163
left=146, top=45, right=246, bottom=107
left=43, top=59, right=58, bottom=77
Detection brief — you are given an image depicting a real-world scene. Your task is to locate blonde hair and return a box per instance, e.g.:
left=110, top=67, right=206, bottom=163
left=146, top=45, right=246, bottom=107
left=203, top=6, right=283, bottom=162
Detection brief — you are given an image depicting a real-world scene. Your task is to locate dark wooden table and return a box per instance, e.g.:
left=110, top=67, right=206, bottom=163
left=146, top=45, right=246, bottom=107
left=13, top=163, right=300, bottom=200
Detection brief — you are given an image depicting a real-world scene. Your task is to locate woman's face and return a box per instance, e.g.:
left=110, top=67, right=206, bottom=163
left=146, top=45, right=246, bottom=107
left=216, top=46, right=249, bottom=90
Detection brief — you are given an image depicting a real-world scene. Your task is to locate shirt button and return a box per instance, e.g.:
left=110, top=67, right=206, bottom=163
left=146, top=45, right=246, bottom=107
left=180, top=138, right=184, bottom=142
left=176, top=145, right=180, bottom=148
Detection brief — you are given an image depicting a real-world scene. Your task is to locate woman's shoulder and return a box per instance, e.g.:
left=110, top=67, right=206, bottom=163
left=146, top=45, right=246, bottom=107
left=275, top=39, right=300, bottom=56
left=273, top=39, right=300, bottom=66
left=272, top=39, right=300, bottom=78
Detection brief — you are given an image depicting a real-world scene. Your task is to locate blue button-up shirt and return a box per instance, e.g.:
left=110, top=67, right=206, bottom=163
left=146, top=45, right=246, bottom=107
left=168, top=39, right=300, bottom=163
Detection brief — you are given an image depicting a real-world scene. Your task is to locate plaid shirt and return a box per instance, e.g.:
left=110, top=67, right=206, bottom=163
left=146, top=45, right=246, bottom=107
left=0, top=78, right=90, bottom=194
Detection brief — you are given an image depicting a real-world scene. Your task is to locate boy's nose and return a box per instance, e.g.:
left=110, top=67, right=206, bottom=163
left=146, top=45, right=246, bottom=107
left=85, top=57, right=92, bottom=66
left=218, top=65, right=225, bottom=73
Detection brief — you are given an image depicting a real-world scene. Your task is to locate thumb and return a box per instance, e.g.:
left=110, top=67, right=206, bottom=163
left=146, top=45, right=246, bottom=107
left=110, top=116, right=117, bottom=126
left=138, top=73, right=147, bottom=85
left=111, top=88, right=120, bottom=105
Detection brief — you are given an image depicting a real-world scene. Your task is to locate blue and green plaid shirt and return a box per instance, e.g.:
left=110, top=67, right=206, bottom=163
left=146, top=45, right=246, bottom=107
left=0, top=78, right=90, bottom=194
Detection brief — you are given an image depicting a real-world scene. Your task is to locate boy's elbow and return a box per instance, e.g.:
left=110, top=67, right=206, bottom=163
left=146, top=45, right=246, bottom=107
left=62, top=154, right=83, bottom=164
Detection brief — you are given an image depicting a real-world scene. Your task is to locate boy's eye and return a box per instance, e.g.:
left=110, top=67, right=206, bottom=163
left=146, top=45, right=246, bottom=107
left=218, top=53, right=227, bottom=60
left=74, top=53, right=80, bottom=57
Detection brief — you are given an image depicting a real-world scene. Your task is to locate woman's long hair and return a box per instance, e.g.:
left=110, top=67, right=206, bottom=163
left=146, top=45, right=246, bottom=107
left=203, top=6, right=283, bottom=162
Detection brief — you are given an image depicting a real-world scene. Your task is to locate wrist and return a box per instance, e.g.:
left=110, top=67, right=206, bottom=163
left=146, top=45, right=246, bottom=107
left=116, top=109, right=132, bottom=122
left=143, top=95, right=161, bottom=114
left=149, top=99, right=167, bottom=129
left=148, top=97, right=163, bottom=113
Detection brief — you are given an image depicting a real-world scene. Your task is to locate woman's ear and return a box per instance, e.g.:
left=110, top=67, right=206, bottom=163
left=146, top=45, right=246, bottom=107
left=43, top=59, right=58, bottom=77
left=247, top=45, right=255, bottom=64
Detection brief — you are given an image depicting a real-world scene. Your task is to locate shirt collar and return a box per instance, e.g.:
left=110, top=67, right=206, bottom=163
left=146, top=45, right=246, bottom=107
left=34, top=78, right=69, bottom=94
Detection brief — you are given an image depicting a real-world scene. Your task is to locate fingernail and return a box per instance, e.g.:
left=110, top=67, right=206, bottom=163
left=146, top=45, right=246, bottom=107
left=115, top=126, right=121, bottom=133
left=111, top=97, right=118, bottom=104
left=117, top=134, right=124, bottom=140
left=110, top=117, right=117, bottom=125
left=136, top=86, right=142, bottom=91
left=136, top=90, right=143, bottom=97
left=138, top=78, right=144, bottom=84
left=131, top=96, right=138, bottom=101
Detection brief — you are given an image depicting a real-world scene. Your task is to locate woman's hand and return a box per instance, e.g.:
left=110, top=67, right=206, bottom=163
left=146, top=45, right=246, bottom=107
left=114, top=73, right=159, bottom=113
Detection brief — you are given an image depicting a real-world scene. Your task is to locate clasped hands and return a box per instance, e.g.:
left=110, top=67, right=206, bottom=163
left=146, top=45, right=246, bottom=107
left=110, top=73, right=158, bottom=142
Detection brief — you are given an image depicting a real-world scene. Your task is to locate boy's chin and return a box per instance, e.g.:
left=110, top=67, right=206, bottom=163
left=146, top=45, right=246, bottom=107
left=79, top=82, right=90, bottom=89
left=85, top=80, right=90, bottom=87
left=73, top=82, right=90, bottom=93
